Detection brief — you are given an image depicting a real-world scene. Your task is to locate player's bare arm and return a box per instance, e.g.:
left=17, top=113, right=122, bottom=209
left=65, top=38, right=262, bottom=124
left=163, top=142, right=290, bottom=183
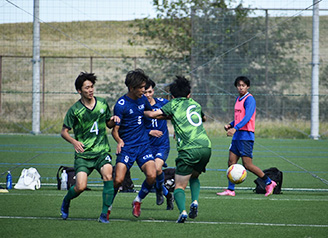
left=61, top=127, right=85, bottom=153
left=111, top=125, right=124, bottom=154
left=144, top=109, right=163, bottom=119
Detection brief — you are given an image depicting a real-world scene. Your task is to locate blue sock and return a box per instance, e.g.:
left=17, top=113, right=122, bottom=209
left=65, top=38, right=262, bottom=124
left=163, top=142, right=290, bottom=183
left=262, top=175, right=272, bottom=185
left=162, top=185, right=168, bottom=196
left=228, top=180, right=235, bottom=191
left=156, top=172, right=165, bottom=190
left=138, top=180, right=153, bottom=200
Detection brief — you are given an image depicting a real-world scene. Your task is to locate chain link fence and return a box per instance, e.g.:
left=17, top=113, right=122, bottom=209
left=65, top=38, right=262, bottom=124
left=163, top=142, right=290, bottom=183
left=0, top=1, right=327, bottom=137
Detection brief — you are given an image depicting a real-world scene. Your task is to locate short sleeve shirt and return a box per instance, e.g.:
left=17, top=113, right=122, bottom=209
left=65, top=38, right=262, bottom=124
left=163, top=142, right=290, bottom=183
left=63, top=97, right=112, bottom=159
left=161, top=97, right=211, bottom=151
left=113, top=94, right=152, bottom=146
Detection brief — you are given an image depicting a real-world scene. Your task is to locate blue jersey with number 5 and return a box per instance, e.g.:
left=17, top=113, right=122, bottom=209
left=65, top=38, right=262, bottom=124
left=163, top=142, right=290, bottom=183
left=114, top=94, right=152, bottom=146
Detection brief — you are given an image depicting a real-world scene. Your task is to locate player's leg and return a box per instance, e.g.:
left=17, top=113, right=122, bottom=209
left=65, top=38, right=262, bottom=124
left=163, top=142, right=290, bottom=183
left=217, top=150, right=239, bottom=196
left=239, top=139, right=276, bottom=196
left=155, top=157, right=165, bottom=205
left=113, top=162, right=128, bottom=198
left=61, top=171, right=87, bottom=219
left=188, top=147, right=211, bottom=219
left=131, top=160, right=156, bottom=217
left=155, top=147, right=173, bottom=208
left=98, top=161, right=114, bottom=223
left=188, top=171, right=200, bottom=219
left=174, top=173, right=191, bottom=223
left=242, top=156, right=276, bottom=196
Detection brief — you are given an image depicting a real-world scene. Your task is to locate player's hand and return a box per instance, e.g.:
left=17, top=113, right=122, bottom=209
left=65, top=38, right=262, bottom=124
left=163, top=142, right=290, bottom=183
left=149, top=130, right=163, bottom=138
left=111, top=115, right=120, bottom=123
left=224, top=124, right=232, bottom=131
left=226, top=128, right=236, bottom=137
left=116, top=140, right=124, bottom=154
left=73, top=140, right=85, bottom=153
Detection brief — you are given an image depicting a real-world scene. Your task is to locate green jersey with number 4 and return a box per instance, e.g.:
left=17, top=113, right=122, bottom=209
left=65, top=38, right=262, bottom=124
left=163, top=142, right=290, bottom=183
left=63, top=97, right=112, bottom=159
left=161, top=97, right=211, bottom=151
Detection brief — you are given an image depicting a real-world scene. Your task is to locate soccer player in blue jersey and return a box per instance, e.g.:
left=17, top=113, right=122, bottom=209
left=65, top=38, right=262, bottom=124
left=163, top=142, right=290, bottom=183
left=217, top=76, right=277, bottom=197
left=60, top=72, right=119, bottom=223
left=111, top=69, right=157, bottom=218
left=144, top=76, right=212, bottom=223
left=144, top=79, right=174, bottom=210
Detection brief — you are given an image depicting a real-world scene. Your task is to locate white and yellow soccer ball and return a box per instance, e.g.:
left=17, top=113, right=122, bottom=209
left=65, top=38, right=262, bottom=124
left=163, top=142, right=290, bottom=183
left=226, top=164, right=247, bottom=184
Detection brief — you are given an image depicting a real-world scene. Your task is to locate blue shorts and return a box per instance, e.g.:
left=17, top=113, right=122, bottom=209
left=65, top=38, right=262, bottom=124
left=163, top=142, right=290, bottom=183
left=229, top=140, right=254, bottom=158
left=116, top=144, right=154, bottom=170
left=149, top=144, right=170, bottom=162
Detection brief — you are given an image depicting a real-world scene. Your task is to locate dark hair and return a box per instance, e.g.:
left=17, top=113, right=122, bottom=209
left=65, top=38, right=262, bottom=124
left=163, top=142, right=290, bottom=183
left=125, top=68, right=150, bottom=89
left=75, top=72, right=97, bottom=91
left=145, top=78, right=156, bottom=90
left=234, top=76, right=250, bottom=87
left=169, top=76, right=191, bottom=98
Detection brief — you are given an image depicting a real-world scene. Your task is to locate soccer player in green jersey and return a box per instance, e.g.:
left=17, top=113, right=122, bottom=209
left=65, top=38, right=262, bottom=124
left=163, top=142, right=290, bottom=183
left=60, top=72, right=119, bottom=223
left=144, top=76, right=212, bottom=223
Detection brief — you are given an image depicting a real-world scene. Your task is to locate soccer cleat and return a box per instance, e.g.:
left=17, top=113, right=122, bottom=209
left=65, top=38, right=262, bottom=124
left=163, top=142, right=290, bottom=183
left=166, top=192, right=174, bottom=210
left=265, top=181, right=277, bottom=197
left=156, top=189, right=164, bottom=205
left=106, top=205, right=112, bottom=220
left=188, top=201, right=198, bottom=219
left=132, top=201, right=141, bottom=218
left=216, top=189, right=235, bottom=197
left=60, top=199, right=70, bottom=220
left=98, top=213, right=109, bottom=223
left=176, top=210, right=188, bottom=223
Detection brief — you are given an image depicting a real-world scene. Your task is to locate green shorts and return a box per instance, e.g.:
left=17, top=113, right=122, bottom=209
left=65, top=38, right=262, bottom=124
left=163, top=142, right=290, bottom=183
left=74, top=154, right=112, bottom=176
left=175, top=147, right=211, bottom=176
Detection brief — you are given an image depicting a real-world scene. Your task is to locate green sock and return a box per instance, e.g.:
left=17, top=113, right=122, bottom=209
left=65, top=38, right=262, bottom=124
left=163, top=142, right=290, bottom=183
left=102, top=180, right=114, bottom=214
left=64, top=185, right=80, bottom=202
left=189, top=177, right=200, bottom=202
left=173, top=188, right=186, bottom=213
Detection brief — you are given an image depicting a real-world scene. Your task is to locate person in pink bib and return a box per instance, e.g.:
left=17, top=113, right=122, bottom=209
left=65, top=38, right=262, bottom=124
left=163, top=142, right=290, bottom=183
left=217, top=76, right=276, bottom=197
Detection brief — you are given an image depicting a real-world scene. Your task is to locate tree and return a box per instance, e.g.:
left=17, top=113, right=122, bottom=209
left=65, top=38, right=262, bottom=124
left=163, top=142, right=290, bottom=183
left=128, top=0, right=309, bottom=119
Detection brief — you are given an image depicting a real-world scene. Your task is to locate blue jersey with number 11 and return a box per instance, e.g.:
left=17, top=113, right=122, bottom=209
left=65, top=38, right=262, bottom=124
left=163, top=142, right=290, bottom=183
left=114, top=94, right=152, bottom=147
left=145, top=97, right=170, bottom=147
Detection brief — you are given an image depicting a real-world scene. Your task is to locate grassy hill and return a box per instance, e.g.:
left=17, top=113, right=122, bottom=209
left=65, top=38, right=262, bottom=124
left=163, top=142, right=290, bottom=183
left=1, top=16, right=327, bottom=57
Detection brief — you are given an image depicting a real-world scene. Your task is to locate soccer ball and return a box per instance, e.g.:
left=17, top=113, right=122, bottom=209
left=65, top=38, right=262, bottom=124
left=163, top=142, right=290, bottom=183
left=226, top=164, right=247, bottom=184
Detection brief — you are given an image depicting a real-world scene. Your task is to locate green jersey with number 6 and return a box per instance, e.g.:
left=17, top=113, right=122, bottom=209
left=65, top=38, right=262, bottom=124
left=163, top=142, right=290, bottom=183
left=161, top=97, right=211, bottom=151
left=63, top=97, right=112, bottom=159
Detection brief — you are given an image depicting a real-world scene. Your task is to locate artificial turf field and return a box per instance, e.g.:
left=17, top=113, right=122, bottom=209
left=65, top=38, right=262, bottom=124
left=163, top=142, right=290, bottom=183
left=0, top=134, right=327, bottom=237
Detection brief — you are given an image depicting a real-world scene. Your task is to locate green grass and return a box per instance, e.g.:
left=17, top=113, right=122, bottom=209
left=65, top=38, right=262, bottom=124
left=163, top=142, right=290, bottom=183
left=0, top=134, right=328, bottom=237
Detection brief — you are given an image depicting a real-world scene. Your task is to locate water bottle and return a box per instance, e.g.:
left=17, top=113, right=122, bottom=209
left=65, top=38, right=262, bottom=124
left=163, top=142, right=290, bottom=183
left=61, top=170, right=68, bottom=190
left=6, top=171, right=12, bottom=189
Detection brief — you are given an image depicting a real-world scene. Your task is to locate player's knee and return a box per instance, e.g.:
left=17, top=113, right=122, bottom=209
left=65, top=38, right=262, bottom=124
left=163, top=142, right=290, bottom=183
left=146, top=173, right=156, bottom=183
left=114, top=176, right=124, bottom=187
left=75, top=183, right=87, bottom=192
left=156, top=167, right=162, bottom=175
left=102, top=173, right=113, bottom=181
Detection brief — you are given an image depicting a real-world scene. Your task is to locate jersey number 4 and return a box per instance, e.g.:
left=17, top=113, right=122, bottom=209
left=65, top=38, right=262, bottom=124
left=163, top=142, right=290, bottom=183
left=90, top=121, right=99, bottom=135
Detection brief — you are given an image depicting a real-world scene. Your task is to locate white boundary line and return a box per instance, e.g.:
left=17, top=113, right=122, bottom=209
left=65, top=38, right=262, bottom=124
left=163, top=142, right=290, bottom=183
left=0, top=215, right=327, bottom=228
left=27, top=183, right=328, bottom=192
left=2, top=192, right=328, bottom=202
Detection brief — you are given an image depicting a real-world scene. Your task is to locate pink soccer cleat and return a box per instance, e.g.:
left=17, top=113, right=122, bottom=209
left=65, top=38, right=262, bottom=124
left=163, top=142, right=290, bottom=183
left=265, top=181, right=277, bottom=197
left=216, top=189, right=235, bottom=197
